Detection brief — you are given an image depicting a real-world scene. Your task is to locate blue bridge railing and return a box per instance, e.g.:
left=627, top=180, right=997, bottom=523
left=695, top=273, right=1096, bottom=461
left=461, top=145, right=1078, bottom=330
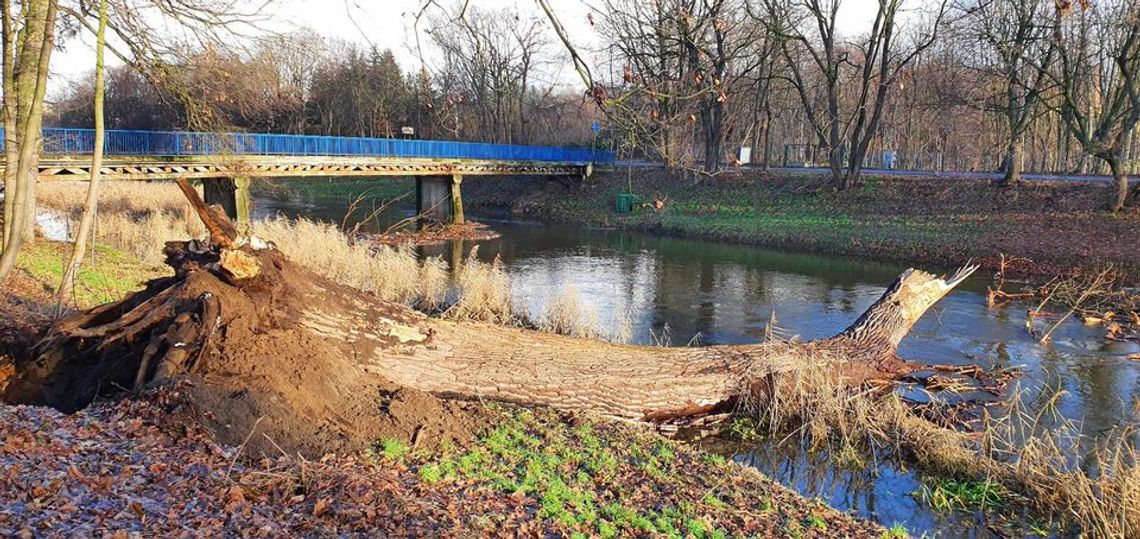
left=23, top=128, right=614, bottom=164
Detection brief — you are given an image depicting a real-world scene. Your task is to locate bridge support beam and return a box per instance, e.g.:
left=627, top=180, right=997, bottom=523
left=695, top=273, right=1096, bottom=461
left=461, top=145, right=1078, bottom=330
left=202, top=176, right=252, bottom=233
left=450, top=174, right=465, bottom=225
left=416, top=174, right=464, bottom=226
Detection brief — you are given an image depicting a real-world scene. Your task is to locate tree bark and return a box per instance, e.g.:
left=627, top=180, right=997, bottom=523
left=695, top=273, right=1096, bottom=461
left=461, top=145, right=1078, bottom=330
left=1108, top=156, right=1129, bottom=213
left=58, top=0, right=108, bottom=306
left=0, top=0, right=58, bottom=282
left=1002, top=138, right=1023, bottom=187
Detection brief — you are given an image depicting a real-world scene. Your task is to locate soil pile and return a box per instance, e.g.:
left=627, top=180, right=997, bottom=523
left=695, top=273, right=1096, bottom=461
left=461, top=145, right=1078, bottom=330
left=1, top=242, right=487, bottom=457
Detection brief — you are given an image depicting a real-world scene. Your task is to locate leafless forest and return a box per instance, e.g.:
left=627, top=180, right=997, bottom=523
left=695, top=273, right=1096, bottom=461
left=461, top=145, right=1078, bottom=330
left=49, top=0, right=1140, bottom=205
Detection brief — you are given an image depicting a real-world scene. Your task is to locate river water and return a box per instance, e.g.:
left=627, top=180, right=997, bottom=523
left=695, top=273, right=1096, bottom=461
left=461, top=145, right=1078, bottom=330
left=254, top=192, right=1139, bottom=537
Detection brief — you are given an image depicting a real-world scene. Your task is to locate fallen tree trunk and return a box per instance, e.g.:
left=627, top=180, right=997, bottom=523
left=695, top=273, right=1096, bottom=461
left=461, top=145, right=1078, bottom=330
left=1, top=180, right=977, bottom=454
left=365, top=262, right=976, bottom=422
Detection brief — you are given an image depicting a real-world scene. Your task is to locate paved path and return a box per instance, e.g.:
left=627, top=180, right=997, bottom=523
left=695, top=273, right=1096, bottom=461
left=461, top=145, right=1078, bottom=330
left=614, top=161, right=1140, bottom=184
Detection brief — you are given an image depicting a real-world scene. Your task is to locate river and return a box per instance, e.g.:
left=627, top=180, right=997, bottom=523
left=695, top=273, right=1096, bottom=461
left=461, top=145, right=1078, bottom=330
left=254, top=191, right=1139, bottom=537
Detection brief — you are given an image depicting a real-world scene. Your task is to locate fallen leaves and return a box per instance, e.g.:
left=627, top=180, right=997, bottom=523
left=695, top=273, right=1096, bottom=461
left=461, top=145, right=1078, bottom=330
left=0, top=399, right=499, bottom=537
left=0, top=395, right=885, bottom=538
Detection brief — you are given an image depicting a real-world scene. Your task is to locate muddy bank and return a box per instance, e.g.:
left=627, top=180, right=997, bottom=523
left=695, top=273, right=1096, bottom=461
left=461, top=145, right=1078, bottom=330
left=464, top=168, right=1140, bottom=282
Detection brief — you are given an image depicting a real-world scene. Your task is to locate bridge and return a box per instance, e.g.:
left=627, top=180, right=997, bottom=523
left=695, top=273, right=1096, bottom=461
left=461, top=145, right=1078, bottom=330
left=15, top=128, right=614, bottom=229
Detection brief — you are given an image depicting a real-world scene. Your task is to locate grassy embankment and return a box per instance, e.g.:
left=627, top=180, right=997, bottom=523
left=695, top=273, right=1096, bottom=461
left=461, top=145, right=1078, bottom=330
left=8, top=241, right=168, bottom=309
left=463, top=168, right=1140, bottom=280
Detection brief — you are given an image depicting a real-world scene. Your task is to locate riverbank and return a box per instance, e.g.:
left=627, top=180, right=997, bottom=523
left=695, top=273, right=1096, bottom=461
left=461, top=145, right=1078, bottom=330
left=0, top=233, right=887, bottom=537
left=0, top=393, right=887, bottom=538
left=464, top=168, right=1140, bottom=282
left=13, top=180, right=1138, bottom=536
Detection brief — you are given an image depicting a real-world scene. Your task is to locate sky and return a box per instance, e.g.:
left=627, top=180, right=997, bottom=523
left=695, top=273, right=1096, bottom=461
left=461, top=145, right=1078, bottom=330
left=48, top=0, right=884, bottom=97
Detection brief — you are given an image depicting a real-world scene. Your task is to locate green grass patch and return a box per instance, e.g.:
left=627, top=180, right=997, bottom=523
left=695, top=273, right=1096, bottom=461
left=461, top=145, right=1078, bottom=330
left=916, top=478, right=1010, bottom=511
left=15, top=240, right=167, bottom=307
left=407, top=411, right=738, bottom=538
left=378, top=437, right=410, bottom=461
left=878, top=523, right=909, bottom=538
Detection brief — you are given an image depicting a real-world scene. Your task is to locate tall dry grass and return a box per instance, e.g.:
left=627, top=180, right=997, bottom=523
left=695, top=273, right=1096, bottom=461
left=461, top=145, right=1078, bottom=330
left=443, top=247, right=514, bottom=324
left=538, top=286, right=601, bottom=339
left=38, top=181, right=199, bottom=221
left=252, top=216, right=449, bottom=307
left=38, top=182, right=205, bottom=266
left=739, top=350, right=1140, bottom=537
left=35, top=182, right=523, bottom=321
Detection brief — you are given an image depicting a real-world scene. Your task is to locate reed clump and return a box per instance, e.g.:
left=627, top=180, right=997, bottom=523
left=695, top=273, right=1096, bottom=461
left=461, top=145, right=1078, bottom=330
left=252, top=216, right=450, bottom=307
left=38, top=182, right=205, bottom=266
left=538, top=286, right=602, bottom=339
left=38, top=181, right=198, bottom=222
left=444, top=248, right=514, bottom=324
left=737, top=350, right=1140, bottom=537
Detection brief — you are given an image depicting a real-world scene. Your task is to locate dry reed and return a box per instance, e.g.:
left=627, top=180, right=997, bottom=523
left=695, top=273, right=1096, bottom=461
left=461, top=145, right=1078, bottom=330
left=444, top=247, right=514, bottom=324
left=252, top=216, right=450, bottom=307
left=538, top=286, right=602, bottom=339
left=739, top=350, right=1140, bottom=537
left=38, top=182, right=205, bottom=266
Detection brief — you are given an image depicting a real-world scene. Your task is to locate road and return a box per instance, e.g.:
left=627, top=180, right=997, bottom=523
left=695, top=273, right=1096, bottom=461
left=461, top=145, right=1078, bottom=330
left=613, top=161, right=1140, bottom=184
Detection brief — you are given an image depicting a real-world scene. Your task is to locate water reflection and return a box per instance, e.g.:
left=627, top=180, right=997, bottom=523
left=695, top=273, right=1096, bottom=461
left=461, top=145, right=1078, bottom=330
left=720, top=439, right=1021, bottom=538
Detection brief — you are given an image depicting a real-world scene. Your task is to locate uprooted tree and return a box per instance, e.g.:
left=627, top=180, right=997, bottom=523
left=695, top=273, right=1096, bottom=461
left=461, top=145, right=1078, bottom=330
left=2, top=178, right=977, bottom=454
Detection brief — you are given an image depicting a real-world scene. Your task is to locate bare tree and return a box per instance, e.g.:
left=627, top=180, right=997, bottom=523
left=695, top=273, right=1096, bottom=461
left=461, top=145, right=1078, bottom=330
left=0, top=0, right=60, bottom=283
left=957, top=0, right=1058, bottom=186
left=429, top=5, right=549, bottom=144
left=58, top=0, right=107, bottom=307
left=764, top=0, right=948, bottom=189
left=1053, top=0, right=1140, bottom=212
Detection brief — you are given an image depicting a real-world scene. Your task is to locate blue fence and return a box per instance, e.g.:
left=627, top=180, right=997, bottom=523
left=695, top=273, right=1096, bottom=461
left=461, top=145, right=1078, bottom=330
left=23, top=128, right=614, bottom=164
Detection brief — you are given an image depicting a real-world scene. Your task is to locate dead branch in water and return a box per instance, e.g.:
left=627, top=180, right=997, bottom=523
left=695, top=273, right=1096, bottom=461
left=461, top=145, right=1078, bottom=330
left=986, top=255, right=1139, bottom=343
left=987, top=254, right=1037, bottom=306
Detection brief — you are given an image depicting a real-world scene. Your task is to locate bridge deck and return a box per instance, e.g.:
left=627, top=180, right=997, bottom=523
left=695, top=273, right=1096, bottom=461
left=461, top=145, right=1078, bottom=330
left=36, top=155, right=592, bottom=181
left=11, top=128, right=613, bottom=180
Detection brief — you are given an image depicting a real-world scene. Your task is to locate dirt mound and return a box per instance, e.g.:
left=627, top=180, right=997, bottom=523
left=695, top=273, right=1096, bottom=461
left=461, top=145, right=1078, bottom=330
left=1, top=242, right=488, bottom=457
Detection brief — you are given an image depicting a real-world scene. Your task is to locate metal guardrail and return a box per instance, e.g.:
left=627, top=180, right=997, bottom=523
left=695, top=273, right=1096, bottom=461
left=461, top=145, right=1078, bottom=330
left=9, top=128, right=614, bottom=164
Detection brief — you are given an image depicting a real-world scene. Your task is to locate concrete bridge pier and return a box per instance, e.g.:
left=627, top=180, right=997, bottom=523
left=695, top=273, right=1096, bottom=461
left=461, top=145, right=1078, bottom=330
left=202, top=176, right=252, bottom=233
left=416, top=174, right=464, bottom=226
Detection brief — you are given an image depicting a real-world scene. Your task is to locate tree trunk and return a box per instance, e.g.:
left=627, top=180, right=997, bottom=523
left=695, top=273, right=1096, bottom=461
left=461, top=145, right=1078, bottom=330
left=1107, top=155, right=1128, bottom=214
left=4, top=237, right=975, bottom=423
left=1, top=180, right=978, bottom=453
left=828, top=148, right=848, bottom=190
left=0, top=0, right=59, bottom=282
left=57, top=0, right=107, bottom=306
left=1, top=0, right=15, bottom=251
left=762, top=108, right=773, bottom=171
left=1002, top=138, right=1023, bottom=187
